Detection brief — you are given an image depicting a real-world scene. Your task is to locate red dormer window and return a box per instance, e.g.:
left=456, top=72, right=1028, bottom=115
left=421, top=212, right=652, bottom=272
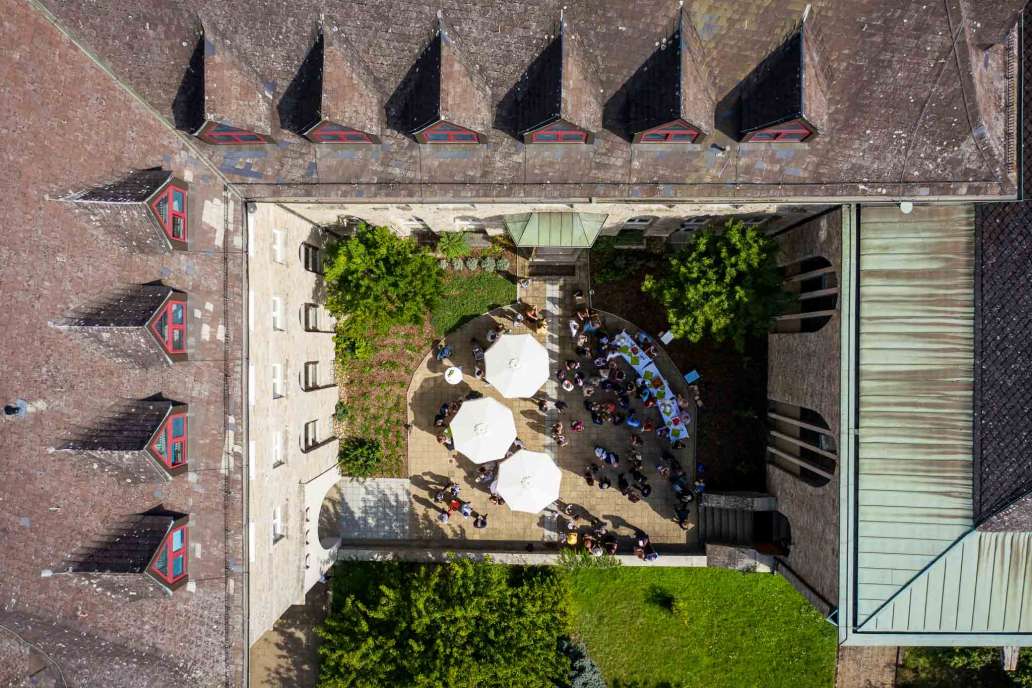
left=638, top=120, right=701, bottom=143
left=744, top=119, right=813, bottom=143
left=152, top=412, right=187, bottom=469
left=309, top=122, right=373, bottom=143
left=201, top=122, right=269, bottom=145
left=150, top=184, right=187, bottom=242
left=150, top=525, right=188, bottom=585
left=530, top=129, right=587, bottom=143
left=152, top=300, right=187, bottom=354
left=421, top=121, right=479, bottom=143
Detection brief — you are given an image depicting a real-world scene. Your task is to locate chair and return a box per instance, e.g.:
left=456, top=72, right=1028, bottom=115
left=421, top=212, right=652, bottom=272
left=683, top=370, right=700, bottom=384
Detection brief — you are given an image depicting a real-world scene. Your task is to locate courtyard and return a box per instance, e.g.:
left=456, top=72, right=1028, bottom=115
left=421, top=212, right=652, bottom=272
left=330, top=252, right=700, bottom=552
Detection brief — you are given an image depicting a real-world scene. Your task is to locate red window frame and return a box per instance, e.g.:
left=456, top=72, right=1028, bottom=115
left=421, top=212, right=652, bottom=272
left=310, top=123, right=373, bottom=143
left=201, top=123, right=268, bottom=145
left=745, top=119, right=812, bottom=143
left=530, top=129, right=587, bottom=143
left=421, top=122, right=479, bottom=143
left=151, top=412, right=187, bottom=469
left=151, top=299, right=187, bottom=354
left=638, top=120, right=701, bottom=143
left=150, top=184, right=187, bottom=242
left=149, top=525, right=188, bottom=585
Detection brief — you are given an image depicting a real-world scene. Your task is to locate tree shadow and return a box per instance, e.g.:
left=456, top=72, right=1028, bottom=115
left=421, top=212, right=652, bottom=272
left=645, top=584, right=676, bottom=612
left=172, top=34, right=204, bottom=132
left=278, top=31, right=323, bottom=135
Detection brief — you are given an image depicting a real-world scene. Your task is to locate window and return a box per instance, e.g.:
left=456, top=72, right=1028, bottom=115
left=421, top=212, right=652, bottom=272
left=529, top=129, right=587, bottom=143
left=151, top=299, right=187, bottom=354
left=272, top=505, right=286, bottom=543
left=150, top=184, right=188, bottom=242
left=151, top=412, right=187, bottom=469
left=303, top=420, right=318, bottom=450
left=420, top=121, right=479, bottom=144
left=638, top=120, right=701, bottom=143
left=201, top=122, right=268, bottom=145
left=679, top=216, right=711, bottom=231
left=774, top=256, right=838, bottom=334
left=301, top=243, right=322, bottom=274
left=744, top=119, right=813, bottom=143
left=303, top=361, right=319, bottom=390
left=623, top=217, right=653, bottom=228
left=766, top=400, right=836, bottom=487
left=149, top=525, right=188, bottom=585
left=271, top=363, right=284, bottom=398
left=271, top=430, right=285, bottom=467
left=272, top=229, right=286, bottom=263
left=310, top=122, right=373, bottom=143
left=304, top=304, right=334, bottom=332
left=271, top=296, right=285, bottom=331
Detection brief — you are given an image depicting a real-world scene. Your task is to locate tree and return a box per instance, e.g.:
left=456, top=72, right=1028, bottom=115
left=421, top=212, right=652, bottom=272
left=316, top=560, right=570, bottom=688
left=900, top=647, right=1032, bottom=688
left=323, top=224, right=443, bottom=358
left=642, top=220, right=786, bottom=351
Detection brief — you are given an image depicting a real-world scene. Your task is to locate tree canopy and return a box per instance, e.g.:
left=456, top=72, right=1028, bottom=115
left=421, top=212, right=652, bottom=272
left=642, top=220, right=786, bottom=351
left=323, top=223, right=443, bottom=358
left=316, top=559, right=570, bottom=688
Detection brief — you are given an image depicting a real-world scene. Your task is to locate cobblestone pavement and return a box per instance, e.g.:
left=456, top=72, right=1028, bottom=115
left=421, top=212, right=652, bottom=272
left=403, top=253, right=699, bottom=549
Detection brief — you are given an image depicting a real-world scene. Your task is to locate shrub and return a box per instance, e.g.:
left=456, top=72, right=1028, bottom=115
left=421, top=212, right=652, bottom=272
left=590, top=235, right=656, bottom=284
left=642, top=219, right=787, bottom=351
left=334, top=401, right=349, bottom=423
left=561, top=640, right=607, bottom=688
left=436, top=231, right=471, bottom=258
left=336, top=437, right=382, bottom=477
left=480, top=256, right=497, bottom=271
left=438, top=258, right=450, bottom=270
left=451, top=257, right=466, bottom=271
left=465, top=256, right=480, bottom=271
left=496, top=257, right=511, bottom=272
left=324, top=223, right=443, bottom=360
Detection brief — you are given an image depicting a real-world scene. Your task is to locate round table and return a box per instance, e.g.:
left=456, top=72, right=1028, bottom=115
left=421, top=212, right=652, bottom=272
left=444, top=367, right=464, bottom=385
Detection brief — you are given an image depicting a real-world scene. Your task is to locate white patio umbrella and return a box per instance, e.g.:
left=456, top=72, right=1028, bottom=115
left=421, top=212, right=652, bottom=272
left=448, top=397, right=517, bottom=464
left=484, top=333, right=549, bottom=399
left=497, top=449, right=562, bottom=513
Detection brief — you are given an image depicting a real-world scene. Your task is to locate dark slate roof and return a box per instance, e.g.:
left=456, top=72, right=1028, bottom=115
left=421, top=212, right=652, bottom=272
left=321, top=28, right=383, bottom=136
left=65, top=168, right=170, bottom=203
left=202, top=19, right=275, bottom=134
left=973, top=200, right=1032, bottom=525
left=517, top=18, right=604, bottom=135
left=59, top=283, right=174, bottom=328
left=60, top=399, right=174, bottom=452
left=399, top=12, right=492, bottom=134
left=68, top=510, right=183, bottom=575
left=628, top=8, right=714, bottom=135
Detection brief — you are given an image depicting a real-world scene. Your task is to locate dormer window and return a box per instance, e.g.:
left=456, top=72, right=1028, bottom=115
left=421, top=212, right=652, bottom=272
left=308, top=122, right=374, bottom=143
left=152, top=300, right=186, bottom=354
left=530, top=129, right=587, bottom=143
left=149, top=524, right=188, bottom=585
left=200, top=122, right=269, bottom=145
left=150, top=184, right=188, bottom=242
left=421, top=121, right=479, bottom=143
left=152, top=412, right=187, bottom=469
left=639, top=121, right=701, bottom=143
left=743, top=119, right=813, bottom=143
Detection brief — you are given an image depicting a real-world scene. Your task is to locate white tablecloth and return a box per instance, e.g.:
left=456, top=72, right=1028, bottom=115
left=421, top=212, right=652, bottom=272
left=610, top=330, right=689, bottom=441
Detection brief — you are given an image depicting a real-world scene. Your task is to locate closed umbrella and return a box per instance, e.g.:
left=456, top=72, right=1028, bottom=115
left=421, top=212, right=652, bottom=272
left=448, top=397, right=517, bottom=464
left=485, top=333, right=549, bottom=398
left=497, top=449, right=562, bottom=513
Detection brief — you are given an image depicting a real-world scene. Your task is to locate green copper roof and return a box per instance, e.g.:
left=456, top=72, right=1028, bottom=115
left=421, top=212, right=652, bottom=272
left=504, top=212, right=607, bottom=248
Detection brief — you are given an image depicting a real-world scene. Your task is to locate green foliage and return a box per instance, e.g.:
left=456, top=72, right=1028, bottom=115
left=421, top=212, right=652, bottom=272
left=557, top=547, right=621, bottom=571
left=430, top=271, right=516, bottom=335
left=642, top=220, right=786, bottom=351
left=590, top=235, right=656, bottom=284
left=437, top=232, right=471, bottom=259
left=561, top=639, right=607, bottom=688
left=334, top=401, right=349, bottom=423
left=465, top=256, right=480, bottom=271
left=317, top=560, right=570, bottom=688
left=451, top=257, right=466, bottom=271
left=479, top=256, right=497, bottom=272
left=496, top=257, right=511, bottom=272
left=900, top=648, right=1032, bottom=688
left=569, top=567, right=836, bottom=688
left=325, top=224, right=442, bottom=360
left=336, top=437, right=383, bottom=477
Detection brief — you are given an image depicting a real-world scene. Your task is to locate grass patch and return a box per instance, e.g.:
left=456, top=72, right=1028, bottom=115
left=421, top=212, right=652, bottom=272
left=336, top=271, right=516, bottom=477
left=430, top=271, right=516, bottom=335
left=569, top=568, right=836, bottom=688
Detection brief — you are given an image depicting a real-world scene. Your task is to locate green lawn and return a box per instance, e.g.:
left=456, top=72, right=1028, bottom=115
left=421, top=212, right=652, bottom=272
left=431, top=271, right=516, bottom=335
left=569, top=567, right=837, bottom=688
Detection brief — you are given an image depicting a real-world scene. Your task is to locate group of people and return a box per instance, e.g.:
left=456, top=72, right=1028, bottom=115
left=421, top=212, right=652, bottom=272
left=432, top=480, right=490, bottom=529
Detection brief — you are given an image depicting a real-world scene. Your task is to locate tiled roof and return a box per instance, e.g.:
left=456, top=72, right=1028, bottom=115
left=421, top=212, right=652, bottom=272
left=66, top=168, right=170, bottom=203
left=201, top=19, right=275, bottom=134
left=321, top=28, right=383, bottom=136
left=58, top=283, right=174, bottom=328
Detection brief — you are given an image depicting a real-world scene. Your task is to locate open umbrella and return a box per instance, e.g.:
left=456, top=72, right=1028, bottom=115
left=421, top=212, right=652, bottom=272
left=497, top=449, right=562, bottom=513
left=448, top=397, right=517, bottom=464
left=484, top=333, right=549, bottom=398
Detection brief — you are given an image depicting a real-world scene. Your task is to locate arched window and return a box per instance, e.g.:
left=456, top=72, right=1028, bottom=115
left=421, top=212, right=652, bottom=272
left=766, top=399, right=836, bottom=487
left=773, top=256, right=838, bottom=334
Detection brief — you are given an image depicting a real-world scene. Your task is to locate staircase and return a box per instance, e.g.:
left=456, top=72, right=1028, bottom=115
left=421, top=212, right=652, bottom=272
left=699, top=506, right=754, bottom=546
